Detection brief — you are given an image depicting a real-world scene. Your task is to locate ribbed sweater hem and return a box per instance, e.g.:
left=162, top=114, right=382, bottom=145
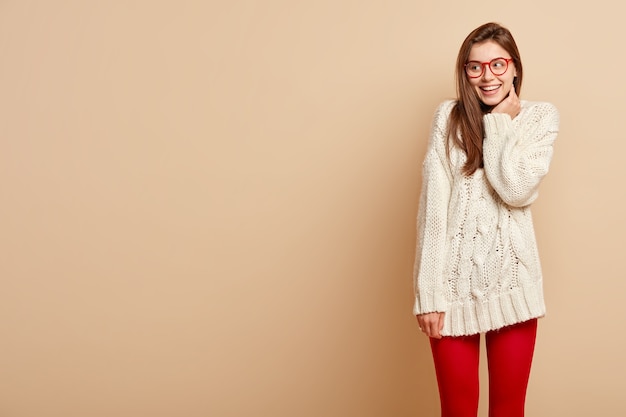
left=414, top=283, right=546, bottom=337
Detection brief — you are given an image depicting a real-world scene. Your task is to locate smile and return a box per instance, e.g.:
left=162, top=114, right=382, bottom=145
left=480, top=85, right=500, bottom=91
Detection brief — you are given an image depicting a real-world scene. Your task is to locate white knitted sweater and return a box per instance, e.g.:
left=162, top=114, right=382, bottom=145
left=413, top=99, right=559, bottom=336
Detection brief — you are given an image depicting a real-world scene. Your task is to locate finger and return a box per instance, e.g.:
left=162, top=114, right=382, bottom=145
left=422, top=320, right=434, bottom=336
left=418, top=316, right=433, bottom=337
left=430, top=313, right=444, bottom=338
left=424, top=317, right=437, bottom=338
left=434, top=313, right=445, bottom=338
left=416, top=315, right=427, bottom=333
left=429, top=323, right=442, bottom=339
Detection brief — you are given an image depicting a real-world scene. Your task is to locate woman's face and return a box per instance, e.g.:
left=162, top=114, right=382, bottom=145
left=466, top=40, right=517, bottom=107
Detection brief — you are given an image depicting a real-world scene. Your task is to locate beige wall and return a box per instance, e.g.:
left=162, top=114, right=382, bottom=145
left=0, top=1, right=623, bottom=416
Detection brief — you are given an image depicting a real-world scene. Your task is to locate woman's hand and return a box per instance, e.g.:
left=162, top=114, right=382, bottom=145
left=492, top=83, right=520, bottom=119
left=416, top=312, right=445, bottom=339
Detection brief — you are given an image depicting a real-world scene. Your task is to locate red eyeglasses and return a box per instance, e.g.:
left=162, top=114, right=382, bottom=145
left=465, top=58, right=513, bottom=78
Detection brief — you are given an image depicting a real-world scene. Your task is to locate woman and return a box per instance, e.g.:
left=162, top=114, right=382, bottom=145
left=413, top=22, right=559, bottom=417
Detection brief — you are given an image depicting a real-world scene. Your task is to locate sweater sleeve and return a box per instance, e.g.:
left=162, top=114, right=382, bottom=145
left=413, top=103, right=452, bottom=315
left=482, top=102, right=559, bottom=207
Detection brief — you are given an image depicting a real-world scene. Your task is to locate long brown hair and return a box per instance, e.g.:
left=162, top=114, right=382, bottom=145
left=448, top=22, right=523, bottom=175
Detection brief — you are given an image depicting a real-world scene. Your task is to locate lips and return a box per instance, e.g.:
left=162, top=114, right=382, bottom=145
left=480, top=85, right=501, bottom=95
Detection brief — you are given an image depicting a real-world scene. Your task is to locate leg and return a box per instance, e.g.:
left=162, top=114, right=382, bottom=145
left=486, top=319, right=538, bottom=417
left=430, top=334, right=481, bottom=417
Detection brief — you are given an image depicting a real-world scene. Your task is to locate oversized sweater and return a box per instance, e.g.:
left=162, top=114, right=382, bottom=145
left=413, top=99, right=559, bottom=336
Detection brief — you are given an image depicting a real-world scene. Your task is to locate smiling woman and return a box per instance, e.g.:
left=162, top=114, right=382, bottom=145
left=413, top=22, right=559, bottom=417
left=467, top=42, right=517, bottom=107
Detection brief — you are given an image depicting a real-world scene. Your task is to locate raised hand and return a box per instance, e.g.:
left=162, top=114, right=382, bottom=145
left=492, top=82, right=521, bottom=119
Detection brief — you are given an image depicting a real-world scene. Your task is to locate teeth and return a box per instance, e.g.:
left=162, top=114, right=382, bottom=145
left=482, top=86, right=499, bottom=91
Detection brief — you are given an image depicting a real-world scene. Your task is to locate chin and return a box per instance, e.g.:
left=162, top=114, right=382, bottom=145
left=480, top=95, right=505, bottom=107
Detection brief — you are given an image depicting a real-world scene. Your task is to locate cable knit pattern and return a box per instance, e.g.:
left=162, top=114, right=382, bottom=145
left=413, top=99, right=559, bottom=336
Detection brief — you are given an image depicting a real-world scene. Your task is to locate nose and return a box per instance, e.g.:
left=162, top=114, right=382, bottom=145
left=481, top=63, right=495, bottom=80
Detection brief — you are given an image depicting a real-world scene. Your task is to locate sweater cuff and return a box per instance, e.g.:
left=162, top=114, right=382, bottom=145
left=483, top=113, right=512, bottom=137
left=413, top=293, right=447, bottom=315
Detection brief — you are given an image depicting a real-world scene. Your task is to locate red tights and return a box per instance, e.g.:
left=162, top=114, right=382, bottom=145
left=429, top=319, right=537, bottom=417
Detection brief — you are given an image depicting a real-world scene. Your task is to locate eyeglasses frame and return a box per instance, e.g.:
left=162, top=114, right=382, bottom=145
left=464, top=57, right=514, bottom=78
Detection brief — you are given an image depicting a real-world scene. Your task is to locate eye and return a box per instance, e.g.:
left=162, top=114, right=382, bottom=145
left=491, top=59, right=506, bottom=69
left=467, top=62, right=481, bottom=72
